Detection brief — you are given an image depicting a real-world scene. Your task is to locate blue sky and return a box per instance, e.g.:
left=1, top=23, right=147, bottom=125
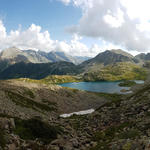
left=0, top=0, right=109, bottom=56
left=0, top=0, right=150, bottom=56
left=0, top=0, right=81, bottom=41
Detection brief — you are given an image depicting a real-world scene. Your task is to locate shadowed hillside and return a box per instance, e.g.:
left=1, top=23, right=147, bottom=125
left=0, top=61, right=79, bottom=79
left=0, top=49, right=148, bottom=81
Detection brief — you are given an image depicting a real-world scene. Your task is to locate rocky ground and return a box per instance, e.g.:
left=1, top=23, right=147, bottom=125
left=0, top=79, right=106, bottom=150
left=1, top=79, right=150, bottom=150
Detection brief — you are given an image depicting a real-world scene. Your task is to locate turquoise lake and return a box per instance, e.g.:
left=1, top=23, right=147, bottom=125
left=59, top=80, right=144, bottom=94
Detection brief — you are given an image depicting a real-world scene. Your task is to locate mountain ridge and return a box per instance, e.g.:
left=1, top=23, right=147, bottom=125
left=0, top=47, right=88, bottom=65
left=0, top=48, right=150, bottom=149
left=0, top=47, right=149, bottom=81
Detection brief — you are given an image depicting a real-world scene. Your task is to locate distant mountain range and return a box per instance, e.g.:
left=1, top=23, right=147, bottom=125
left=79, top=49, right=135, bottom=72
left=79, top=49, right=150, bottom=70
left=0, top=47, right=90, bottom=65
left=134, top=53, right=150, bottom=63
left=78, top=49, right=148, bottom=81
left=0, top=47, right=149, bottom=80
left=80, top=49, right=134, bottom=66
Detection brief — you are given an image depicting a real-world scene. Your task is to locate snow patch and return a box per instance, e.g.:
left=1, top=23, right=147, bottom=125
left=60, top=109, right=95, bottom=118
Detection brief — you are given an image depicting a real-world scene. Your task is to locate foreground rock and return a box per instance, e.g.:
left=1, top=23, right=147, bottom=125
left=0, top=79, right=106, bottom=149
left=1, top=79, right=150, bottom=149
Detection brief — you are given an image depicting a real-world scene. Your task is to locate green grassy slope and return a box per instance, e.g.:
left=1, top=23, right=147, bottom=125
left=83, top=62, right=148, bottom=81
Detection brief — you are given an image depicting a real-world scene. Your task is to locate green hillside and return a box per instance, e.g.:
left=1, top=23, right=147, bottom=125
left=83, top=62, right=148, bottom=81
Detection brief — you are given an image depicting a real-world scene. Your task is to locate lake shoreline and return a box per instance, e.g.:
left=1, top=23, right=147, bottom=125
left=59, top=80, right=144, bottom=94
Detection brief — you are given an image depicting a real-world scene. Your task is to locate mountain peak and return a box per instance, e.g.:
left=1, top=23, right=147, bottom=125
left=2, top=46, right=20, bottom=52
left=0, top=47, right=86, bottom=65
left=110, top=49, right=134, bottom=58
left=80, top=49, right=134, bottom=68
left=0, top=47, right=22, bottom=59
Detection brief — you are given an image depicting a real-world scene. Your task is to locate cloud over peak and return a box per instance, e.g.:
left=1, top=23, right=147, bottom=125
left=0, top=20, right=103, bottom=57
left=64, top=0, right=150, bottom=52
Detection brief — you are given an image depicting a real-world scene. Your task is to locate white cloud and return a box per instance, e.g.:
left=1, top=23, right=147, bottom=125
left=69, top=34, right=89, bottom=56
left=53, top=41, right=70, bottom=53
left=0, top=22, right=56, bottom=51
left=0, top=20, right=6, bottom=41
left=54, top=34, right=96, bottom=57
left=2, top=0, right=149, bottom=58
left=0, top=19, right=139, bottom=57
left=3, top=0, right=150, bottom=57
left=103, top=8, right=124, bottom=28
left=59, top=0, right=71, bottom=5
left=65, top=0, right=150, bottom=52
left=0, top=20, right=102, bottom=57
left=121, top=0, right=150, bottom=21
left=89, top=44, right=103, bottom=56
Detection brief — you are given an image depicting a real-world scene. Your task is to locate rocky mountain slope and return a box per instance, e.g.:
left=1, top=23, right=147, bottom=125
left=0, top=47, right=85, bottom=66
left=0, top=48, right=150, bottom=150
left=0, top=78, right=107, bottom=150
left=111, top=49, right=134, bottom=58
left=79, top=49, right=134, bottom=70
left=0, top=48, right=148, bottom=81
left=135, top=53, right=150, bottom=64
left=0, top=61, right=147, bottom=81
left=74, top=56, right=92, bottom=63
left=38, top=50, right=80, bottom=64
left=82, top=62, right=147, bottom=81
left=0, top=47, right=50, bottom=64
left=78, top=50, right=148, bottom=81
left=0, top=79, right=105, bottom=115
left=0, top=77, right=150, bottom=149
